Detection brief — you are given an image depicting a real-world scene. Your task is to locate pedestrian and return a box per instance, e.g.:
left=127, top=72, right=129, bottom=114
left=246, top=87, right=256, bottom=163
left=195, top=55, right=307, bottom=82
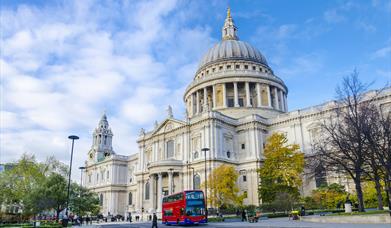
left=241, top=210, right=246, bottom=222
left=151, top=213, right=158, bottom=228
left=129, top=212, right=132, bottom=223
left=86, top=215, right=90, bottom=225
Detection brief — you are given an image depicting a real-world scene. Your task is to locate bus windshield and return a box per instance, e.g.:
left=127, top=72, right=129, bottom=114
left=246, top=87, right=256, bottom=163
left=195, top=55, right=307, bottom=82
left=185, top=192, right=205, bottom=216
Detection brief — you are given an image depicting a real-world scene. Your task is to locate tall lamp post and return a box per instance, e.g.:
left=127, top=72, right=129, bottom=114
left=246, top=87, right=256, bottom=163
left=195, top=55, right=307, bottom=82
left=201, top=148, right=209, bottom=218
left=66, top=135, right=79, bottom=217
left=190, top=167, right=195, bottom=190
left=79, top=166, right=86, bottom=188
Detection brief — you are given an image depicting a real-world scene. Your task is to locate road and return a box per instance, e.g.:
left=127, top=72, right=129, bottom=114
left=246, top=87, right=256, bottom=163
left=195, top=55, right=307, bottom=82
left=83, top=217, right=391, bottom=228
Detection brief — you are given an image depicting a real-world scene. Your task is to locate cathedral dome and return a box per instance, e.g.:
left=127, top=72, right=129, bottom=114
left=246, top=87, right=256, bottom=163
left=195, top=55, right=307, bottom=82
left=199, top=40, right=268, bottom=69
left=183, top=8, right=288, bottom=120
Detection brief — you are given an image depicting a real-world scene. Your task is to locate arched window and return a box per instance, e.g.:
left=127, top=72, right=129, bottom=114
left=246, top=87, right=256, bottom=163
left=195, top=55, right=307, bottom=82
left=128, top=192, right=133, bottom=205
left=227, top=151, right=231, bottom=158
left=193, top=151, right=199, bottom=159
left=194, top=174, right=201, bottom=190
left=145, top=181, right=150, bottom=200
left=99, top=193, right=103, bottom=206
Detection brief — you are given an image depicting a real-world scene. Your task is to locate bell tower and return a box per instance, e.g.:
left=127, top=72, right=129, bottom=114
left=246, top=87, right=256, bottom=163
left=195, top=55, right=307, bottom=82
left=88, top=112, right=115, bottom=162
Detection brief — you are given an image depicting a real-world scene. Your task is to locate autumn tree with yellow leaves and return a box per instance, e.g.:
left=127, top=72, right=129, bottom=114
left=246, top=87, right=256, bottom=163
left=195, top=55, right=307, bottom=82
left=258, top=133, right=304, bottom=204
left=205, top=164, right=245, bottom=209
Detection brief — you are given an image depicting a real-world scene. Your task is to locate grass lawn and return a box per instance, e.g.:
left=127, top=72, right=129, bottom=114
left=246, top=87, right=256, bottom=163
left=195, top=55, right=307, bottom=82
left=326, top=210, right=389, bottom=216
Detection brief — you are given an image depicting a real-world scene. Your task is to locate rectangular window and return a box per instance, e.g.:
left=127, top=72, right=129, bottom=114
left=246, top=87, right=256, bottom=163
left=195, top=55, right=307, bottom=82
left=244, top=65, right=248, bottom=69
left=227, top=98, right=234, bottom=107
left=212, top=68, right=215, bottom=72
left=244, top=191, right=248, bottom=198
left=243, top=175, right=247, bottom=182
left=252, top=66, right=256, bottom=70
left=238, top=98, right=244, bottom=107
left=226, top=65, right=231, bottom=69
left=241, top=143, right=245, bottom=149
left=235, top=64, right=240, bottom=69
left=107, top=171, right=109, bottom=179
left=219, top=66, right=223, bottom=70
left=166, top=140, right=174, bottom=158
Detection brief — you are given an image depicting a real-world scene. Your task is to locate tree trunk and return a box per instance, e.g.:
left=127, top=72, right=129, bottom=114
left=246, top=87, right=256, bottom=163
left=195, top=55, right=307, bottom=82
left=354, top=175, right=365, bottom=212
left=56, top=208, right=60, bottom=222
left=384, top=176, right=391, bottom=217
left=374, top=176, right=384, bottom=210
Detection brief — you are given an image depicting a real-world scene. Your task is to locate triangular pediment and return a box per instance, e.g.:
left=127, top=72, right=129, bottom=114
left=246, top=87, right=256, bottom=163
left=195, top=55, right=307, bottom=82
left=152, top=118, right=187, bottom=135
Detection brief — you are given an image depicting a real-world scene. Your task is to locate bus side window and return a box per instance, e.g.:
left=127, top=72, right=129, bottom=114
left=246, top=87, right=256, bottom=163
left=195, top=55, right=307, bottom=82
left=180, top=208, right=184, bottom=215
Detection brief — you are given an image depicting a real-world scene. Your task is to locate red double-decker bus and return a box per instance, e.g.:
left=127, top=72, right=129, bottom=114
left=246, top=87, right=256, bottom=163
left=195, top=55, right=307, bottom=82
left=162, top=190, right=207, bottom=225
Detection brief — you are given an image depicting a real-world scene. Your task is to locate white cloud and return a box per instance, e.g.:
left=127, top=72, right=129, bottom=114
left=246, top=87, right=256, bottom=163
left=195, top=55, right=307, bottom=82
left=0, top=0, right=214, bottom=182
left=324, top=9, right=346, bottom=23
left=372, top=45, right=391, bottom=59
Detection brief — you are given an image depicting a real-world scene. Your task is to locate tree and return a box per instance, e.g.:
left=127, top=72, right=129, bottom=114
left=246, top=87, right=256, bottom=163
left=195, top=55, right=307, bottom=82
left=257, top=133, right=304, bottom=205
left=0, top=154, right=45, bottom=217
left=361, top=97, right=391, bottom=211
left=206, top=164, right=243, bottom=209
left=24, top=173, right=68, bottom=221
left=70, top=184, right=100, bottom=216
left=314, top=71, right=370, bottom=212
left=310, top=183, right=348, bottom=209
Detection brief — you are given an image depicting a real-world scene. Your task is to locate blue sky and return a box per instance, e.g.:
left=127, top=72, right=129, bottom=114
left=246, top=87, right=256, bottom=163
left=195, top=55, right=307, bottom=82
left=1, top=0, right=390, bottom=181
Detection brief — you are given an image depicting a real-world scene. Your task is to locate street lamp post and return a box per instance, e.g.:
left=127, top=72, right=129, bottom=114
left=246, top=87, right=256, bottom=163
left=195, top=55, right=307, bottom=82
left=79, top=166, right=86, bottom=188
left=190, top=167, right=195, bottom=190
left=201, top=148, right=209, bottom=218
left=66, top=135, right=79, bottom=217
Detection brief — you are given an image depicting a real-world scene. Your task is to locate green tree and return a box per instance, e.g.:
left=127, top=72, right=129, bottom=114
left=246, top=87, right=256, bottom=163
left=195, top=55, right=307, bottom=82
left=206, top=164, right=244, bottom=209
left=310, top=183, right=347, bottom=209
left=257, top=133, right=304, bottom=204
left=70, top=184, right=100, bottom=216
left=0, top=154, right=45, bottom=217
left=24, top=173, right=68, bottom=221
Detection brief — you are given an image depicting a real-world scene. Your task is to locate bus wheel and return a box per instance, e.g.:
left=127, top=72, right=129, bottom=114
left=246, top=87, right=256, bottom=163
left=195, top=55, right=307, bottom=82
left=165, top=220, right=171, bottom=226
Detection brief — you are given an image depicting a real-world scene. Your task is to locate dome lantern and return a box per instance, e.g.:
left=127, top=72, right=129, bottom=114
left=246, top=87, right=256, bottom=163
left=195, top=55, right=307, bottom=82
left=222, top=7, right=238, bottom=41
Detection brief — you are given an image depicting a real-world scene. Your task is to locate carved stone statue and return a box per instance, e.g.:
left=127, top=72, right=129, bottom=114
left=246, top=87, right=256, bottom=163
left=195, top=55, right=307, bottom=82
left=167, top=105, right=173, bottom=118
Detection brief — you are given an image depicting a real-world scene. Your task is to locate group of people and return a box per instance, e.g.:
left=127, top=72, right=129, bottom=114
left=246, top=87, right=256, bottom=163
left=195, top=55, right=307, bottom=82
left=127, top=212, right=158, bottom=228
left=61, top=214, right=93, bottom=226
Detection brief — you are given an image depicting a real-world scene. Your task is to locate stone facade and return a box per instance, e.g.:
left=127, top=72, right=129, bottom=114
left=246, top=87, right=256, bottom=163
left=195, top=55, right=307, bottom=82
left=84, top=9, right=391, bottom=219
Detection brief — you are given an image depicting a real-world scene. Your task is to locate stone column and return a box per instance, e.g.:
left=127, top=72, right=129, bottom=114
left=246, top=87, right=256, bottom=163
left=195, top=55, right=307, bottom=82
left=212, top=85, right=216, bottom=109
left=168, top=171, right=173, bottom=195
left=222, top=83, right=227, bottom=108
left=245, top=82, right=251, bottom=107
left=203, top=87, right=208, bottom=110
left=267, top=85, right=272, bottom=108
left=256, top=83, right=261, bottom=107
left=234, top=82, right=239, bottom=107
left=196, top=91, right=200, bottom=114
left=157, top=173, right=162, bottom=212
left=284, top=93, right=288, bottom=111
left=274, top=87, right=280, bottom=110
left=150, top=175, right=156, bottom=210
left=189, top=95, right=193, bottom=117
left=280, top=90, right=285, bottom=111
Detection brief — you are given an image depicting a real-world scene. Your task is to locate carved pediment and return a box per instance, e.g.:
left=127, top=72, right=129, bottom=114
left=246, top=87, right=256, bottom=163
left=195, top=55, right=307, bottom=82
left=152, top=118, right=186, bottom=135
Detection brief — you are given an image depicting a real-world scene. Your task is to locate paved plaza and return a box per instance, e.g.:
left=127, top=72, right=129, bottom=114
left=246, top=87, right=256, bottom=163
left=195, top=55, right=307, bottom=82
left=83, top=217, right=391, bottom=228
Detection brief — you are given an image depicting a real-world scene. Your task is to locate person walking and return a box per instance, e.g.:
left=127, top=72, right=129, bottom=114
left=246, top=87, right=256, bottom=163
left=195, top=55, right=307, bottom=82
left=151, top=213, right=158, bottom=228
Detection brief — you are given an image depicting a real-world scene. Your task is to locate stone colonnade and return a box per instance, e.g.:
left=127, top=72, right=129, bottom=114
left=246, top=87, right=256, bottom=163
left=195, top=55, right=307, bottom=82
left=187, top=82, right=287, bottom=116
left=136, top=170, right=184, bottom=214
